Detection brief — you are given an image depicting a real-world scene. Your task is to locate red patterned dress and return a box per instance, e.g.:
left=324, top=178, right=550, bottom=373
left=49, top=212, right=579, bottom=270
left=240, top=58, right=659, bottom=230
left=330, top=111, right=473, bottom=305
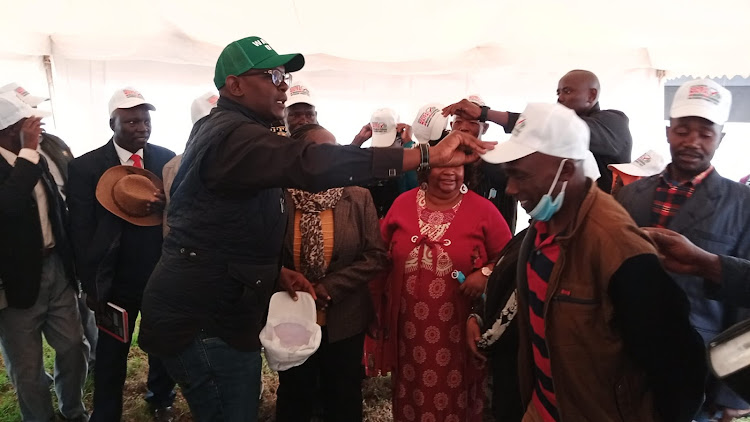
left=380, top=188, right=511, bottom=422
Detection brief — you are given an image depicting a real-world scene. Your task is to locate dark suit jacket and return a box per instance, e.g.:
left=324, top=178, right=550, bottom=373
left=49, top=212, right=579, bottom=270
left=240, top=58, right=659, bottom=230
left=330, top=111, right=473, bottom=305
left=40, top=132, right=74, bottom=194
left=67, top=139, right=175, bottom=302
left=617, top=169, right=750, bottom=409
left=0, top=153, right=76, bottom=308
left=282, top=187, right=387, bottom=343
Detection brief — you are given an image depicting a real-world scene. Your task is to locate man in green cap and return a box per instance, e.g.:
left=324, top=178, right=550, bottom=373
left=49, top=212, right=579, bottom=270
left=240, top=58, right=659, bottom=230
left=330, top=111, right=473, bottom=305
left=138, top=36, right=494, bottom=421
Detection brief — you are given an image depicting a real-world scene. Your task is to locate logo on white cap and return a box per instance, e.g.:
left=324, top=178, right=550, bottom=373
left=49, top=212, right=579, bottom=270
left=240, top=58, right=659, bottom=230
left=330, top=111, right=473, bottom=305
left=608, top=149, right=666, bottom=178
left=412, top=103, right=448, bottom=144
left=108, top=87, right=156, bottom=117
left=481, top=103, right=590, bottom=164
left=286, top=82, right=314, bottom=108
left=670, top=78, right=732, bottom=126
left=370, top=108, right=399, bottom=148
left=0, top=83, right=48, bottom=107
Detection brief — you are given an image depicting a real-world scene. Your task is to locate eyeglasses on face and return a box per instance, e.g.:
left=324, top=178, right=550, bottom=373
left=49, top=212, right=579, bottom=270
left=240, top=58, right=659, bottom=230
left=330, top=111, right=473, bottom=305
left=243, top=69, right=292, bottom=87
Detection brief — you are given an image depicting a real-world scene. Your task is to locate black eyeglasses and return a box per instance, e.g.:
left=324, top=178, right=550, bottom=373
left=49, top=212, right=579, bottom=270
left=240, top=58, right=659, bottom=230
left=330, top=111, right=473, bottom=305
left=244, top=69, right=292, bottom=87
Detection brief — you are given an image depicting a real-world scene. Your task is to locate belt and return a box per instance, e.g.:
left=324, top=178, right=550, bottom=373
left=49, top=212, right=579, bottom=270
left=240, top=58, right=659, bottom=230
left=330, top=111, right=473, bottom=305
left=41, top=247, right=55, bottom=258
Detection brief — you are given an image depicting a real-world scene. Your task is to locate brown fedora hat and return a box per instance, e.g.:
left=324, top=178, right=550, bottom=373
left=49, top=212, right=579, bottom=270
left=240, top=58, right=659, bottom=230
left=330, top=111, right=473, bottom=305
left=95, top=165, right=165, bottom=227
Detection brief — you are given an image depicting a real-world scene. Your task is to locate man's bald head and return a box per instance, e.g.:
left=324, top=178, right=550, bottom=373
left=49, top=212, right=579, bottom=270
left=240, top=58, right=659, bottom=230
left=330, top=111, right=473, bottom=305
left=557, top=70, right=600, bottom=115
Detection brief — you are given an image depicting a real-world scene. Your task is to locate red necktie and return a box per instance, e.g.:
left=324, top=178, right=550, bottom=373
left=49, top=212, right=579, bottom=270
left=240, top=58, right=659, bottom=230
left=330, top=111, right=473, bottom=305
left=130, top=154, right=143, bottom=169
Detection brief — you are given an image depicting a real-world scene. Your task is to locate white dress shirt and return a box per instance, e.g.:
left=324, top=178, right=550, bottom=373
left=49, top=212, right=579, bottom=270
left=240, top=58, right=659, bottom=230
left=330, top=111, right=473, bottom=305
left=0, top=146, right=55, bottom=249
left=113, top=141, right=143, bottom=167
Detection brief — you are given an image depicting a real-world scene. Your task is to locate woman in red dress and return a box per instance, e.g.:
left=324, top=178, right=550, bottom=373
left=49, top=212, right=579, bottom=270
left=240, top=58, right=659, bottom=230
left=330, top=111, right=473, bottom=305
left=379, top=162, right=512, bottom=422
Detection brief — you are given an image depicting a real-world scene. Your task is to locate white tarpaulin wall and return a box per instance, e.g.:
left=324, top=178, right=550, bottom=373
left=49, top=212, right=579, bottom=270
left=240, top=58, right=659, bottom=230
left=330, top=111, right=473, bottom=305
left=1, top=0, right=749, bottom=183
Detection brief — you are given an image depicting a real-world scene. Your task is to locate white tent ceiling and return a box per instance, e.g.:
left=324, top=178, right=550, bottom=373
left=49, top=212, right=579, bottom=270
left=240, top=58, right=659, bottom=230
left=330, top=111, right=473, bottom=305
left=1, top=0, right=749, bottom=184
left=3, top=0, right=750, bottom=76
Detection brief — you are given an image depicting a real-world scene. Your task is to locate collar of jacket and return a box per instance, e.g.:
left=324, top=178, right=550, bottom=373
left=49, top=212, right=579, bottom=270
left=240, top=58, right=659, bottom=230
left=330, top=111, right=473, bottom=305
left=581, top=102, right=601, bottom=117
left=216, top=96, right=273, bottom=129
left=539, top=179, right=600, bottom=249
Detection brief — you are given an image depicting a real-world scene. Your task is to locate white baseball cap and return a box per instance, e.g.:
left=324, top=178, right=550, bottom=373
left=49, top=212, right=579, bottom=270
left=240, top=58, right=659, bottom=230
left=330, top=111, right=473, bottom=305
left=370, top=108, right=399, bottom=147
left=412, top=103, right=448, bottom=144
left=190, top=92, right=219, bottom=125
left=286, top=82, right=314, bottom=108
left=108, top=87, right=156, bottom=117
left=482, top=102, right=590, bottom=164
left=670, top=79, right=732, bottom=126
left=0, top=83, right=48, bottom=107
left=0, top=92, right=51, bottom=131
left=608, top=149, right=666, bottom=178
left=466, top=94, right=486, bottom=107
left=259, top=292, right=322, bottom=371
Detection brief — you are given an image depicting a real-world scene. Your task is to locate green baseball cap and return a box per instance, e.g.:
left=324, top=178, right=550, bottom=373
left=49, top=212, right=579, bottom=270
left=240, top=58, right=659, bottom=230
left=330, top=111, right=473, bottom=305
left=214, top=36, right=305, bottom=89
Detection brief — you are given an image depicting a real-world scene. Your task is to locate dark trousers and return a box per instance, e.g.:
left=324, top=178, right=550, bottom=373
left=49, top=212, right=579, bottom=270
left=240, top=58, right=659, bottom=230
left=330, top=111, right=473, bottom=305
left=276, top=330, right=365, bottom=422
left=90, top=301, right=176, bottom=421
left=490, top=344, right=523, bottom=422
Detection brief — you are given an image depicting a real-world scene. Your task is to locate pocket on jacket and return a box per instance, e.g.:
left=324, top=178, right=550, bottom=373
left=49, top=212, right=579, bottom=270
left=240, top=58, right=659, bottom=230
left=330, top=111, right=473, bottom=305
left=226, top=262, right=279, bottom=311
left=550, top=295, right=602, bottom=345
left=691, top=229, right=736, bottom=255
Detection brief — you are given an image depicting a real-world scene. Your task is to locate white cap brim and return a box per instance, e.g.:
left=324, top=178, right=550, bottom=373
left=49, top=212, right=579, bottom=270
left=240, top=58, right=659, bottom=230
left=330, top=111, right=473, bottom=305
left=286, top=95, right=314, bottom=108
left=480, top=138, right=538, bottom=164
left=670, top=104, right=725, bottom=125
left=583, top=151, right=600, bottom=181
left=109, top=99, right=156, bottom=117
left=608, top=162, right=651, bottom=177
left=17, top=94, right=48, bottom=108
left=27, top=108, right=52, bottom=119
left=266, top=291, right=316, bottom=323
left=371, top=131, right=397, bottom=148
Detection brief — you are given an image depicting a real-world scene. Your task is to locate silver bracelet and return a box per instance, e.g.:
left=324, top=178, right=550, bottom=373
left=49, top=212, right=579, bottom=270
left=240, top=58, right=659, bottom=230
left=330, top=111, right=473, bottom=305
left=468, top=313, right=483, bottom=327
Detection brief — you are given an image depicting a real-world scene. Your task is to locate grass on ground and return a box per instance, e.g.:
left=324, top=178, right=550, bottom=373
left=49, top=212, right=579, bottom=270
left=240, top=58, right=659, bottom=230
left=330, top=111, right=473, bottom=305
left=3, top=321, right=743, bottom=422
left=0, top=318, right=393, bottom=422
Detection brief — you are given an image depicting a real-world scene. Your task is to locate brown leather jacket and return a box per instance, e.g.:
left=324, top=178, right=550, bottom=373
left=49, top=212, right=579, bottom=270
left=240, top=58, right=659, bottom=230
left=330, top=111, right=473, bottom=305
left=516, top=182, right=706, bottom=422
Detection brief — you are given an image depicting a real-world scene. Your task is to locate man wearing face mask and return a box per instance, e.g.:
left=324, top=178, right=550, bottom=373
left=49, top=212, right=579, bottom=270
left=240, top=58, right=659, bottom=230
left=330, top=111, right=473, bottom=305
left=483, top=102, right=705, bottom=421
left=444, top=70, right=632, bottom=193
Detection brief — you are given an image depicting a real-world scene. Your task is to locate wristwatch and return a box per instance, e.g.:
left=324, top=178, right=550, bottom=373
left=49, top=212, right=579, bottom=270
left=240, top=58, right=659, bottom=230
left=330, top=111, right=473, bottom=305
left=481, top=266, right=493, bottom=277
left=478, top=105, right=490, bottom=122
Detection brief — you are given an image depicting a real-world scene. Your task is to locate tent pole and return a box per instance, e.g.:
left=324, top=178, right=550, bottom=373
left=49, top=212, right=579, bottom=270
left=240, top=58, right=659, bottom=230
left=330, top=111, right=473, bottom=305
left=43, top=54, right=56, bottom=128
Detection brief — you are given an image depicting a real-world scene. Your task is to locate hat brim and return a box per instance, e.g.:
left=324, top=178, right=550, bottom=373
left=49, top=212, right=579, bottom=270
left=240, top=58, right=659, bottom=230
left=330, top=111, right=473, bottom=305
left=22, top=94, right=48, bottom=108
left=29, top=108, right=52, bottom=118
left=256, top=53, right=305, bottom=73
left=95, top=165, right=164, bottom=227
left=110, top=99, right=156, bottom=117
left=286, top=94, right=314, bottom=108
left=608, top=162, right=654, bottom=178
left=371, top=131, right=397, bottom=148
left=670, top=104, right=725, bottom=125
left=480, top=139, right=538, bottom=164
left=582, top=151, right=600, bottom=181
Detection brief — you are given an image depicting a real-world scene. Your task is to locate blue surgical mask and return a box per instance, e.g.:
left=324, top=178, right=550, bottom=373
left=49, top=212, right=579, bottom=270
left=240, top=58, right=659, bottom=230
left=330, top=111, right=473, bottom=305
left=528, top=159, right=568, bottom=222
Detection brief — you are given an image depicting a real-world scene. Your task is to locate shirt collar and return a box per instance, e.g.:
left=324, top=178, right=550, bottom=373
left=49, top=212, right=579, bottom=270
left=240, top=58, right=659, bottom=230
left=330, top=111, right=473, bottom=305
left=660, top=164, right=714, bottom=188
left=533, top=221, right=557, bottom=248
left=0, top=146, right=16, bottom=166
left=112, top=140, right=143, bottom=166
